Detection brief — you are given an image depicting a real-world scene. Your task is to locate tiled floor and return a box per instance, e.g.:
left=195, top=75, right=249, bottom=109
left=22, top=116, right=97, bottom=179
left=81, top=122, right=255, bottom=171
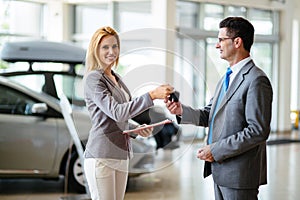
left=1, top=132, right=300, bottom=200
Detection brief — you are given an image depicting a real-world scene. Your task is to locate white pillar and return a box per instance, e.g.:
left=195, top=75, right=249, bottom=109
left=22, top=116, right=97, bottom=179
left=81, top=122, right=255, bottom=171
left=46, top=1, right=71, bottom=41
left=151, top=0, right=176, bottom=84
left=292, top=1, right=300, bottom=110
left=276, top=0, right=294, bottom=132
left=291, top=20, right=299, bottom=110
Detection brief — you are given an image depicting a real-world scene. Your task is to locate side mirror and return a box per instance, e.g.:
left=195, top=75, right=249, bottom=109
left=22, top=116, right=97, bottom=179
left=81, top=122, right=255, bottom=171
left=31, top=103, right=48, bottom=114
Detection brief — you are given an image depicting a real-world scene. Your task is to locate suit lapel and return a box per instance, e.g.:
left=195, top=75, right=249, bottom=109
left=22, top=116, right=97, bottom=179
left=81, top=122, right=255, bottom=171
left=217, top=61, right=255, bottom=112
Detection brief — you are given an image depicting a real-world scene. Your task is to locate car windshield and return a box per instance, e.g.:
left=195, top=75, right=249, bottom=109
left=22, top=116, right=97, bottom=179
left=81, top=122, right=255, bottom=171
left=6, top=72, right=85, bottom=106
left=0, top=40, right=86, bottom=107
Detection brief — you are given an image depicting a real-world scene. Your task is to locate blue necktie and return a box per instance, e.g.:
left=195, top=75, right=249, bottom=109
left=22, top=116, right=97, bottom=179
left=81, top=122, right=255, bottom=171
left=224, top=67, right=233, bottom=91
left=208, top=67, right=232, bottom=144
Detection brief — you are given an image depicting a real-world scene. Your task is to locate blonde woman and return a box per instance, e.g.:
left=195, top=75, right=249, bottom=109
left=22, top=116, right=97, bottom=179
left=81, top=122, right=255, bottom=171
left=83, top=26, right=173, bottom=200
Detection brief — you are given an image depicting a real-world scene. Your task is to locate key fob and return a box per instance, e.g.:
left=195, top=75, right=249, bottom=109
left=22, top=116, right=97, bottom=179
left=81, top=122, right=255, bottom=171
left=169, top=91, right=180, bottom=102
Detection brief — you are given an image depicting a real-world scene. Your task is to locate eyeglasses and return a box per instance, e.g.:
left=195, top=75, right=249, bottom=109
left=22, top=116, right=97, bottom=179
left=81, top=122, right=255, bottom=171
left=217, top=37, right=236, bottom=43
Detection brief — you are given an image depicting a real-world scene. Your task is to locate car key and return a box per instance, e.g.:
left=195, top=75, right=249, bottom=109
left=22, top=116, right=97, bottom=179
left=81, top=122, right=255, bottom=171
left=169, top=91, right=180, bottom=102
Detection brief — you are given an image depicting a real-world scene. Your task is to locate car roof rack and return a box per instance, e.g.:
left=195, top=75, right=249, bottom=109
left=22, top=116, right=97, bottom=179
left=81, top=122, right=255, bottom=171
left=1, top=40, right=86, bottom=65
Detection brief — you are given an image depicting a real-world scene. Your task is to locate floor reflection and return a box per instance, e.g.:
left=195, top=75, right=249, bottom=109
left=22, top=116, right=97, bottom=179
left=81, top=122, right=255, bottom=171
left=1, top=132, right=300, bottom=200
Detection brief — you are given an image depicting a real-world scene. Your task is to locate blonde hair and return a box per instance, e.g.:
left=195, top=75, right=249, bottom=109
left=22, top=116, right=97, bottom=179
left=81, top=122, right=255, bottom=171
left=85, top=26, right=120, bottom=73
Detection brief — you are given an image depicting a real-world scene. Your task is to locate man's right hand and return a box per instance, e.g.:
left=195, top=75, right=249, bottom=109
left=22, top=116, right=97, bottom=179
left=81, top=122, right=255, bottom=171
left=165, top=98, right=183, bottom=115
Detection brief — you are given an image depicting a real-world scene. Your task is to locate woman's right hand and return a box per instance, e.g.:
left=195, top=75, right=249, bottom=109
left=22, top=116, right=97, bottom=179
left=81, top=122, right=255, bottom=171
left=149, top=84, right=174, bottom=100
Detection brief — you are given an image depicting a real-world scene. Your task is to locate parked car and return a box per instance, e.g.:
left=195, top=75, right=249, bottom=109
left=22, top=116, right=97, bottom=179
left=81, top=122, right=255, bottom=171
left=0, top=40, right=156, bottom=193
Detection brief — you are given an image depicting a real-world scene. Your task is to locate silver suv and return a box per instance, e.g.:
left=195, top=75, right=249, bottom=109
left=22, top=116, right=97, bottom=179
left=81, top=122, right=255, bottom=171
left=0, top=40, right=156, bottom=193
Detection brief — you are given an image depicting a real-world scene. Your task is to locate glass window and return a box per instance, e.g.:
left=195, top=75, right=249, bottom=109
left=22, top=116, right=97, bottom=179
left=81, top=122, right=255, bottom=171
left=203, top=4, right=224, bottom=31
left=0, top=0, right=44, bottom=38
left=32, top=62, right=68, bottom=72
left=6, top=74, right=45, bottom=93
left=206, top=38, right=227, bottom=75
left=116, top=1, right=151, bottom=32
left=205, top=40, right=273, bottom=101
left=0, top=84, right=36, bottom=115
left=6, top=73, right=85, bottom=107
left=175, top=37, right=206, bottom=107
left=74, top=4, right=110, bottom=36
left=53, top=74, right=84, bottom=106
left=75, top=64, right=85, bottom=76
left=227, top=6, right=247, bottom=17
left=176, top=1, right=199, bottom=28
left=248, top=8, right=273, bottom=35
left=118, top=47, right=167, bottom=94
left=251, top=43, right=273, bottom=79
left=0, top=61, right=30, bottom=73
left=206, top=38, right=227, bottom=103
left=176, top=1, right=277, bottom=100
left=117, top=28, right=165, bottom=85
left=175, top=36, right=207, bottom=138
left=73, top=4, right=109, bottom=47
left=0, top=60, right=8, bottom=70
left=0, top=0, right=10, bottom=33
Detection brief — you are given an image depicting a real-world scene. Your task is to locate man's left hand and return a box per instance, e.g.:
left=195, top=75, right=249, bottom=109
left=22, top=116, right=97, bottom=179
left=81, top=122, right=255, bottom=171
left=197, top=145, right=215, bottom=162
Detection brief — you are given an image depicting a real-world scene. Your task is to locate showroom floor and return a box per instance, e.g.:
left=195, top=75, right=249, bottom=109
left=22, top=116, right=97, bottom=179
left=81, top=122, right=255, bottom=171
left=1, top=131, right=300, bottom=200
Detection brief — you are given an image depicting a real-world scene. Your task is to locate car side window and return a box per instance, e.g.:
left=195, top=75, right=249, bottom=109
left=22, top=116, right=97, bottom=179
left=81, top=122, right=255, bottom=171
left=0, top=85, right=36, bottom=115
left=53, top=74, right=85, bottom=106
left=7, top=74, right=45, bottom=93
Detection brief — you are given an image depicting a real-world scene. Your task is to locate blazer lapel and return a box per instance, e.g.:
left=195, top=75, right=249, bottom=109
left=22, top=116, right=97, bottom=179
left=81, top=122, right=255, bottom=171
left=218, top=61, right=255, bottom=110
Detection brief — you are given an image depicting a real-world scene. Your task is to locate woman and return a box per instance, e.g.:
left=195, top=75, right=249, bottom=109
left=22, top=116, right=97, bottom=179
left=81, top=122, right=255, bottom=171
left=83, top=26, right=173, bottom=200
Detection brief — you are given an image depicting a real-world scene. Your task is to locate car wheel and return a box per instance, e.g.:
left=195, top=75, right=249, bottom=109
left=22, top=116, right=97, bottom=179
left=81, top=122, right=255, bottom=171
left=68, top=151, right=86, bottom=193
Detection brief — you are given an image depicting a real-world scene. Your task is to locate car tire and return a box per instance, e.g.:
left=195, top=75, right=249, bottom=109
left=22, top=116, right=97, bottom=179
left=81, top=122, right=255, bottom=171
left=67, top=151, right=86, bottom=193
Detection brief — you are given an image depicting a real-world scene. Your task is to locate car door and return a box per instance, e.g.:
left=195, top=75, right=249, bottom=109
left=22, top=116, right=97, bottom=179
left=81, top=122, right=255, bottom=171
left=0, top=84, right=58, bottom=175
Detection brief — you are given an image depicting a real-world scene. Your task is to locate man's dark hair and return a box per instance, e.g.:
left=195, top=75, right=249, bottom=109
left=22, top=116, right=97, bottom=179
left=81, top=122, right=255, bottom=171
left=219, top=17, right=255, bottom=52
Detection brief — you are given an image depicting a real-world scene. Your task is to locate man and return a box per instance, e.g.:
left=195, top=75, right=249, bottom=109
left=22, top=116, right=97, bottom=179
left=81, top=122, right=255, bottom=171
left=166, top=17, right=273, bottom=200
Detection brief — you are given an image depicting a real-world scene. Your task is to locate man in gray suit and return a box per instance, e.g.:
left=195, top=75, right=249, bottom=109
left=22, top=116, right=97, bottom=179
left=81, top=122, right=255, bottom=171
left=166, top=17, right=273, bottom=200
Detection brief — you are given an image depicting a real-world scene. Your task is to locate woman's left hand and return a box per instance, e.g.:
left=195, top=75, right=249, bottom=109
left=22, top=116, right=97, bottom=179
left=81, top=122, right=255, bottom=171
left=134, top=125, right=153, bottom=137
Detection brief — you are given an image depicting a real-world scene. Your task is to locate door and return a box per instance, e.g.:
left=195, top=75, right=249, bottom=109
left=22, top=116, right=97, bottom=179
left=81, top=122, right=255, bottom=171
left=0, top=84, right=58, bottom=175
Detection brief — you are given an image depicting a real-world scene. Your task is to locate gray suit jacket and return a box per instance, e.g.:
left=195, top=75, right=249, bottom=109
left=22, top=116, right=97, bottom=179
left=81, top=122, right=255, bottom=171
left=83, top=69, right=153, bottom=160
left=181, top=60, right=273, bottom=189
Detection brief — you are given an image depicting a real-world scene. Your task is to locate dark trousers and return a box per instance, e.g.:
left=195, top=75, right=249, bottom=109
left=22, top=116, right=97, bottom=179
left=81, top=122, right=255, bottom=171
left=214, top=183, right=259, bottom=200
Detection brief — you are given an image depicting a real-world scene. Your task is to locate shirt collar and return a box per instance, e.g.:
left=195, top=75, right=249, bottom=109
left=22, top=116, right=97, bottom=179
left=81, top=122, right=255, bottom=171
left=230, top=57, right=252, bottom=74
